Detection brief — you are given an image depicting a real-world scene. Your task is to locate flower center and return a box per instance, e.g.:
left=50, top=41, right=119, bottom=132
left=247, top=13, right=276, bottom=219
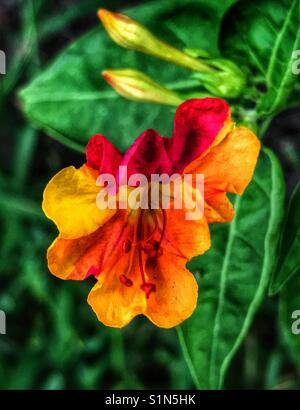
left=120, top=208, right=166, bottom=298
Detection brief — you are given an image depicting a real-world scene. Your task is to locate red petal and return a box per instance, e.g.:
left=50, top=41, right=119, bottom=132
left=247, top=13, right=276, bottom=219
left=120, top=129, right=173, bottom=183
left=86, top=134, right=122, bottom=176
left=165, top=98, right=231, bottom=173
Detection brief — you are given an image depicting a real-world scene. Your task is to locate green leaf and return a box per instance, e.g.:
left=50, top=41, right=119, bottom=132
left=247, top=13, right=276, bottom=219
left=280, top=271, right=300, bottom=374
left=178, top=148, right=285, bottom=389
left=221, top=0, right=300, bottom=115
left=270, top=179, right=300, bottom=295
left=20, top=0, right=237, bottom=152
left=161, top=0, right=237, bottom=56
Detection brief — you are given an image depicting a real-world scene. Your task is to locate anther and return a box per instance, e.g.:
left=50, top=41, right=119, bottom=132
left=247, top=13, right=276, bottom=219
left=123, top=239, right=132, bottom=253
left=142, top=239, right=162, bottom=258
left=151, top=240, right=160, bottom=250
left=119, top=274, right=133, bottom=287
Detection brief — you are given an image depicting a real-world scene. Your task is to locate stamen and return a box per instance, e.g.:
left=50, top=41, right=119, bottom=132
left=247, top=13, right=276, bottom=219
left=144, top=211, right=159, bottom=242
left=119, top=274, right=133, bottom=287
left=158, top=208, right=167, bottom=246
left=142, top=239, right=163, bottom=258
left=138, top=243, right=147, bottom=284
left=123, top=239, right=132, bottom=253
left=118, top=197, right=167, bottom=297
left=132, top=211, right=158, bottom=247
left=136, top=210, right=158, bottom=299
left=140, top=209, right=166, bottom=259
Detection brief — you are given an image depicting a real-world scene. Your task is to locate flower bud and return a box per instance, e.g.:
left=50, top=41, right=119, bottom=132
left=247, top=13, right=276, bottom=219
left=98, top=9, right=214, bottom=73
left=102, top=69, right=184, bottom=106
left=193, top=59, right=247, bottom=98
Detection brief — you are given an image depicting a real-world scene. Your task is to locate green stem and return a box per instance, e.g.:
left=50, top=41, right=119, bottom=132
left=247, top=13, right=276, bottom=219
left=259, top=115, right=274, bottom=139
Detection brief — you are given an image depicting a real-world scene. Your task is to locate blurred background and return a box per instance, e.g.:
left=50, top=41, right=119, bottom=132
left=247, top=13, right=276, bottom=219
left=0, top=0, right=300, bottom=389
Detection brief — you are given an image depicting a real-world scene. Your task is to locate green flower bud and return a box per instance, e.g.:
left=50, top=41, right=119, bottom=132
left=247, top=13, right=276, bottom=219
left=102, top=69, right=184, bottom=106
left=98, top=9, right=215, bottom=73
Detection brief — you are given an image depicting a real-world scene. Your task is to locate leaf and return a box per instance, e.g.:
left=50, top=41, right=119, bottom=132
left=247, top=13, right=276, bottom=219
left=270, top=179, right=300, bottom=295
left=280, top=271, right=300, bottom=374
left=19, top=0, right=237, bottom=152
left=221, top=0, right=300, bottom=115
left=161, top=0, right=237, bottom=56
left=178, top=148, right=285, bottom=389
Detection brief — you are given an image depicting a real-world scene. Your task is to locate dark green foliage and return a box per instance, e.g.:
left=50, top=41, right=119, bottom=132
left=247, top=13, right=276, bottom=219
left=1, top=0, right=300, bottom=389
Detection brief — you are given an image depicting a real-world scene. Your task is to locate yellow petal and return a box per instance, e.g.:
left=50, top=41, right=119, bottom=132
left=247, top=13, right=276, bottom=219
left=42, top=164, right=116, bottom=239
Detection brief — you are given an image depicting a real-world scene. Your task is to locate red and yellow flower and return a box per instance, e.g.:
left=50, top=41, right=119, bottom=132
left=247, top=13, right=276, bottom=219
left=42, top=98, right=260, bottom=328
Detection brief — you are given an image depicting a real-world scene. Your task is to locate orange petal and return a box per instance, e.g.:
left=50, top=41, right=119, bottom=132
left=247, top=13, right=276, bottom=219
left=139, top=206, right=209, bottom=328
left=185, top=127, right=260, bottom=194
left=162, top=206, right=211, bottom=262
left=144, top=253, right=198, bottom=328
left=204, top=189, right=234, bottom=223
left=42, top=164, right=116, bottom=239
left=87, top=257, right=147, bottom=328
left=87, top=207, right=208, bottom=328
left=184, top=127, right=260, bottom=223
left=47, top=209, right=136, bottom=280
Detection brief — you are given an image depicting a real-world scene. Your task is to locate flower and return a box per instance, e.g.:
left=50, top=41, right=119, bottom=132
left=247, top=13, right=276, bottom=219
left=42, top=98, right=260, bottom=328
